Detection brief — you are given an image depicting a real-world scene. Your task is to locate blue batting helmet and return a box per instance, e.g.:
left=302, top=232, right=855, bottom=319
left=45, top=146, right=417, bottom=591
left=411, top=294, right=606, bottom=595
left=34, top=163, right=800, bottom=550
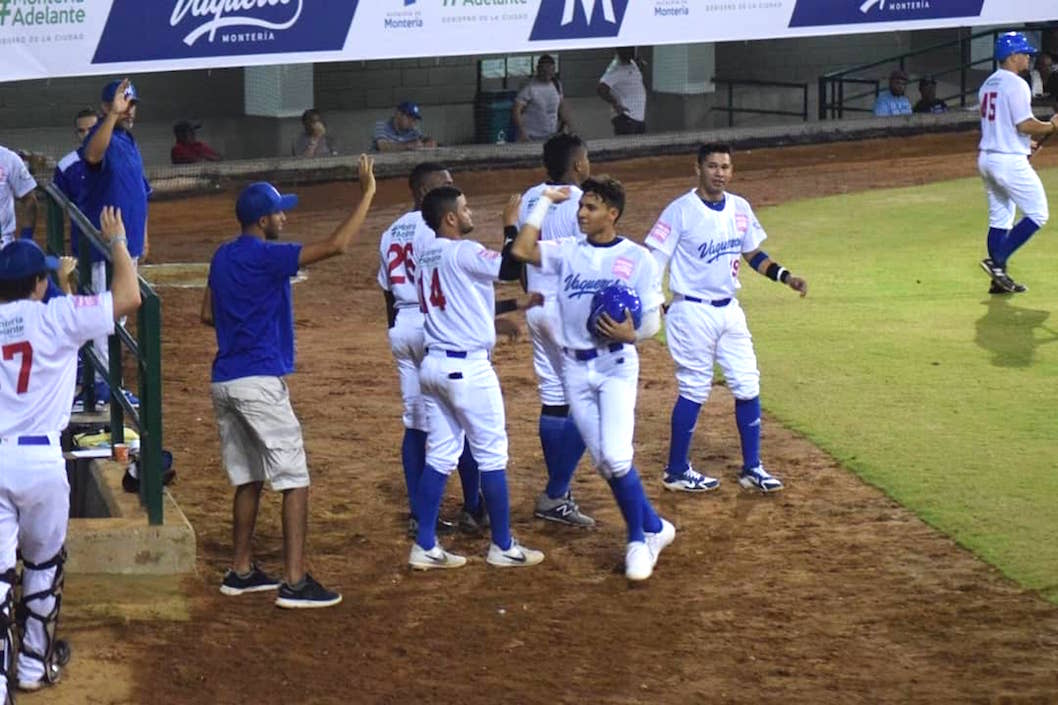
left=994, top=32, right=1038, bottom=62
left=587, top=283, right=642, bottom=338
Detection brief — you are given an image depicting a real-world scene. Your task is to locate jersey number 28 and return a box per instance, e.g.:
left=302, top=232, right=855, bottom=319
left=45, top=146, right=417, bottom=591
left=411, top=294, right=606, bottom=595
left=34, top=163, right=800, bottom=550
left=1, top=341, right=33, bottom=394
left=980, top=91, right=998, bottom=122
left=417, top=271, right=447, bottom=312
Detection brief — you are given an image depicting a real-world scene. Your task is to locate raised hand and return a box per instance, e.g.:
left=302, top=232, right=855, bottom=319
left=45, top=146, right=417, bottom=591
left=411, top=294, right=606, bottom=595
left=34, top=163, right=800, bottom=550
left=358, top=154, right=376, bottom=195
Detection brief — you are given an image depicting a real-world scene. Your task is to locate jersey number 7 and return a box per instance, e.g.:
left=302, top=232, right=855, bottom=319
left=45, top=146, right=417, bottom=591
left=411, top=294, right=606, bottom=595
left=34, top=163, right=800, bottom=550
left=417, top=271, right=447, bottom=312
left=980, top=91, right=997, bottom=122
left=2, top=341, right=33, bottom=394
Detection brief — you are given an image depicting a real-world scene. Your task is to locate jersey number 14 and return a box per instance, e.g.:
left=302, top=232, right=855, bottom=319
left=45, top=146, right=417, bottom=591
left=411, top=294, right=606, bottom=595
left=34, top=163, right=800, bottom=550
left=418, top=271, right=447, bottom=312
left=2, top=341, right=33, bottom=394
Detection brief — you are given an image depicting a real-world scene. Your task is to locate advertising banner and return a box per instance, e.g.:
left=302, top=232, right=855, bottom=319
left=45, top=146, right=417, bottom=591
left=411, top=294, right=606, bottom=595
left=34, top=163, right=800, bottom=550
left=0, top=0, right=1054, bottom=82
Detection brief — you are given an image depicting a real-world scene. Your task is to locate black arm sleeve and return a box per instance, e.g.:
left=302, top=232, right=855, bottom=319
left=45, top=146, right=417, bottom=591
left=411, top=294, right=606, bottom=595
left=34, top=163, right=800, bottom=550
left=497, top=225, right=524, bottom=283
left=383, top=290, right=398, bottom=329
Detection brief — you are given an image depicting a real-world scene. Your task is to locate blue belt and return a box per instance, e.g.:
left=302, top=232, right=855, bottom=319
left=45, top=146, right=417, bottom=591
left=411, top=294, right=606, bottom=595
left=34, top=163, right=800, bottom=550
left=14, top=435, right=50, bottom=446
left=442, top=350, right=467, bottom=358
left=683, top=295, right=731, bottom=307
left=569, top=343, right=624, bottom=361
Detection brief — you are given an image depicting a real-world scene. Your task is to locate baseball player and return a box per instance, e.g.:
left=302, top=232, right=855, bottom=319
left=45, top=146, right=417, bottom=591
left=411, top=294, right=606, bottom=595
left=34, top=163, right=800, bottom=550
left=977, top=32, right=1058, bottom=294
left=0, top=207, right=140, bottom=699
left=0, top=142, right=38, bottom=247
left=201, top=156, right=376, bottom=608
left=511, top=176, right=675, bottom=581
left=645, top=143, right=808, bottom=495
left=377, top=162, right=489, bottom=536
left=517, top=133, right=594, bottom=527
left=408, top=185, right=543, bottom=570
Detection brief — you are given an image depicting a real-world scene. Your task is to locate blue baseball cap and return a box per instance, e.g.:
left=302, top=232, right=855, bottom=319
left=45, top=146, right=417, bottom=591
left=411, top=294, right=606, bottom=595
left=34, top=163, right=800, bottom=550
left=236, top=182, right=299, bottom=225
left=995, top=32, right=1038, bottom=62
left=101, top=79, right=139, bottom=104
left=397, top=101, right=422, bottom=120
left=0, top=240, right=59, bottom=281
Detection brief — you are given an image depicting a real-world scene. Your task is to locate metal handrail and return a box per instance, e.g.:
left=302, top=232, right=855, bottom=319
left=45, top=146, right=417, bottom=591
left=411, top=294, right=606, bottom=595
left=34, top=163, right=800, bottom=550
left=43, top=182, right=166, bottom=526
left=818, top=26, right=1028, bottom=119
left=711, top=78, right=809, bottom=127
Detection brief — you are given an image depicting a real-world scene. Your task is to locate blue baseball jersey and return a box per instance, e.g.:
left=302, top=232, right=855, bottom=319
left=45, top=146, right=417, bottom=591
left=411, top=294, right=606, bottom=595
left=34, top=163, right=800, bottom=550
left=79, top=124, right=151, bottom=258
left=53, top=150, right=104, bottom=263
left=208, top=235, right=302, bottom=383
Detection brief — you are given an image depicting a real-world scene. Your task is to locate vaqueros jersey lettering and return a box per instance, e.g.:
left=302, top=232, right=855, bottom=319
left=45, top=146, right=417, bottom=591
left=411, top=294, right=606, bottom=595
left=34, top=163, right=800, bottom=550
left=517, top=183, right=583, bottom=296
left=377, top=210, right=435, bottom=310
left=417, top=238, right=501, bottom=352
left=645, top=191, right=766, bottom=301
left=0, top=293, right=114, bottom=436
left=978, top=69, right=1034, bottom=155
left=539, top=237, right=663, bottom=350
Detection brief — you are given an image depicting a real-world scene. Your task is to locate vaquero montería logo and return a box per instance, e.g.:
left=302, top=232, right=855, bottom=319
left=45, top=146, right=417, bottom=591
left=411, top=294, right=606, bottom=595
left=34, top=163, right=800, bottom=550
left=529, top=0, right=628, bottom=41
left=93, top=0, right=358, bottom=63
left=788, top=0, right=985, bottom=27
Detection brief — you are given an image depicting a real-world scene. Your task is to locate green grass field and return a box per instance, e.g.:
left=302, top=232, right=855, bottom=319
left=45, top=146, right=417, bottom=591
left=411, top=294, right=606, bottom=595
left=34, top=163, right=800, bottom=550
left=731, top=168, right=1058, bottom=603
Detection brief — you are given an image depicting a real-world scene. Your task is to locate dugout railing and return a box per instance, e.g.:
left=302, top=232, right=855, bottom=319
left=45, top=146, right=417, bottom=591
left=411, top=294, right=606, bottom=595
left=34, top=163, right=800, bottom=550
left=818, top=26, right=1020, bottom=120
left=711, top=78, right=810, bottom=127
left=43, top=183, right=166, bottom=526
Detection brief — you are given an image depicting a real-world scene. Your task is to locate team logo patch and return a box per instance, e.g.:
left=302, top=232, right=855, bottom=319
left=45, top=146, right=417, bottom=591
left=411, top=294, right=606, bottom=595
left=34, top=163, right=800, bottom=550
left=647, top=221, right=671, bottom=244
left=612, top=256, right=634, bottom=280
left=477, top=248, right=501, bottom=261
left=74, top=295, right=100, bottom=308
left=735, top=213, right=748, bottom=234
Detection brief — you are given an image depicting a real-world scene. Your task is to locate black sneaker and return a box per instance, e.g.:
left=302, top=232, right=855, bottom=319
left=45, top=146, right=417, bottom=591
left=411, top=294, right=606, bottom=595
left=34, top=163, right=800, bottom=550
left=980, top=258, right=1019, bottom=292
left=406, top=516, right=457, bottom=538
left=988, top=280, right=1026, bottom=294
left=219, top=563, right=281, bottom=596
left=275, top=573, right=342, bottom=609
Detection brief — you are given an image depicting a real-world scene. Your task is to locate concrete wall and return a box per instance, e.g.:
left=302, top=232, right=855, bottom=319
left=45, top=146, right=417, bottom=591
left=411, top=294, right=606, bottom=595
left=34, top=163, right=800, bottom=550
left=0, top=29, right=996, bottom=166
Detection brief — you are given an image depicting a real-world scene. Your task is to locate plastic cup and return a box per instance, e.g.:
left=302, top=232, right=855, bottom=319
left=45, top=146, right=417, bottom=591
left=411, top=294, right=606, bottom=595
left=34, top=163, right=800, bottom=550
left=113, top=443, right=129, bottom=463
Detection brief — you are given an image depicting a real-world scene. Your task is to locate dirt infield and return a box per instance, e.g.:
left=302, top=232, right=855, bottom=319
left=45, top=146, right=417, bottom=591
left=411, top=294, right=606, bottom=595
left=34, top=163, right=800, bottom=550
left=56, top=132, right=1058, bottom=705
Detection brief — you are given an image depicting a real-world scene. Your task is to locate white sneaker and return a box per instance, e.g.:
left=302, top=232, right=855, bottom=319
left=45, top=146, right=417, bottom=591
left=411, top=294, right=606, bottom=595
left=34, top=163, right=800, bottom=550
left=625, top=541, right=654, bottom=581
left=486, top=538, right=545, bottom=567
left=645, top=518, right=676, bottom=567
left=408, top=543, right=467, bottom=570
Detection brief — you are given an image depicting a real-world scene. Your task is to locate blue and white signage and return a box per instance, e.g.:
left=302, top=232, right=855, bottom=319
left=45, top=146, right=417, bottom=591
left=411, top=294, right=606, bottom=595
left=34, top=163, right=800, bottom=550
left=0, top=0, right=1052, bottom=82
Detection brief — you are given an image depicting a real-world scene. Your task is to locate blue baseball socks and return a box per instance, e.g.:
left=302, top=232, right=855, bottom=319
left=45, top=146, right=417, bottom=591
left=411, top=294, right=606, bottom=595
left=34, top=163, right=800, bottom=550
left=413, top=465, right=448, bottom=549
left=666, top=395, right=702, bottom=474
left=480, top=470, right=512, bottom=551
left=734, top=396, right=762, bottom=471
left=400, top=428, right=427, bottom=517
left=540, top=406, right=586, bottom=499
left=989, top=218, right=1042, bottom=266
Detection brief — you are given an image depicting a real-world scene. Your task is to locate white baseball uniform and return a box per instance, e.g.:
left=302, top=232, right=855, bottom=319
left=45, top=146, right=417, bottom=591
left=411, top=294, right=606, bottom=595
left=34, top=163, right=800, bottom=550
left=978, top=68, right=1049, bottom=228
left=538, top=236, right=662, bottom=478
left=0, top=292, right=114, bottom=690
left=646, top=190, right=767, bottom=402
left=0, top=146, right=37, bottom=245
left=416, top=237, right=507, bottom=474
left=377, top=210, right=435, bottom=431
left=517, top=182, right=583, bottom=406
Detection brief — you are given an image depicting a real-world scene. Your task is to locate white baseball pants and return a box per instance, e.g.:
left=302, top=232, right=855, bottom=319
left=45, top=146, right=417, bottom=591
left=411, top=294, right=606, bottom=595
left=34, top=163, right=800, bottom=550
left=978, top=151, right=1049, bottom=229
left=388, top=308, right=427, bottom=431
left=526, top=300, right=568, bottom=406
left=665, top=298, right=760, bottom=403
left=563, top=346, right=638, bottom=479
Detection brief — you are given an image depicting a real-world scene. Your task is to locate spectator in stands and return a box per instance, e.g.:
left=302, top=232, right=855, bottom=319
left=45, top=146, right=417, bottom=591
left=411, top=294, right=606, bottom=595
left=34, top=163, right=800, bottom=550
left=514, top=54, right=573, bottom=142
left=171, top=120, right=222, bottom=164
left=1030, top=53, right=1055, bottom=102
left=292, top=109, right=338, bottom=158
left=913, top=75, right=947, bottom=114
left=873, top=69, right=913, bottom=116
left=598, top=47, right=647, bottom=135
left=373, top=101, right=437, bottom=152
left=0, top=142, right=38, bottom=247
left=54, top=108, right=98, bottom=262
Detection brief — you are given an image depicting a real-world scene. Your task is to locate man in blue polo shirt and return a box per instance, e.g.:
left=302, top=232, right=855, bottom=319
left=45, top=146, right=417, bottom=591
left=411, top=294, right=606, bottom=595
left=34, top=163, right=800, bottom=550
left=80, top=79, right=150, bottom=404
left=201, top=155, right=376, bottom=609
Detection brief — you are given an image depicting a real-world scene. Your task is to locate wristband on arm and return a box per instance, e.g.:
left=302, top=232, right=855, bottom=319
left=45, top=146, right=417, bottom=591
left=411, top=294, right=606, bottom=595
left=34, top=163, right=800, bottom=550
left=765, top=262, right=791, bottom=284
left=525, top=196, right=552, bottom=230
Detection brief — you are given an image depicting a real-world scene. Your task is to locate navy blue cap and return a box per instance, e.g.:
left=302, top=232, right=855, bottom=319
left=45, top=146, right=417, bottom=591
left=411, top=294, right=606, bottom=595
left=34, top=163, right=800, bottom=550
left=101, top=80, right=139, bottom=104
left=397, top=100, right=422, bottom=120
left=0, top=240, right=59, bottom=281
left=236, top=182, right=299, bottom=225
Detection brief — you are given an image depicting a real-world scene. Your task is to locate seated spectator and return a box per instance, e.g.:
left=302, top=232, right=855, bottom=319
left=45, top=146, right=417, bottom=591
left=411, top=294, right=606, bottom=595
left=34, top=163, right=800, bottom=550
left=373, top=101, right=437, bottom=152
left=598, top=47, right=647, bottom=135
left=292, top=109, right=338, bottom=158
left=873, top=69, right=912, bottom=116
left=514, top=54, right=573, bottom=142
left=913, top=76, right=947, bottom=114
left=1030, top=53, right=1056, bottom=104
left=171, top=120, right=222, bottom=164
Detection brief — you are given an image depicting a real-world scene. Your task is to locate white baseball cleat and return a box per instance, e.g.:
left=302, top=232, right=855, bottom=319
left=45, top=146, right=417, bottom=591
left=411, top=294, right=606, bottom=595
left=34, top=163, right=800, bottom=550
left=625, top=541, right=654, bottom=581
left=409, top=543, right=467, bottom=570
left=738, top=465, right=784, bottom=493
left=645, top=518, right=676, bottom=567
left=486, top=538, right=545, bottom=568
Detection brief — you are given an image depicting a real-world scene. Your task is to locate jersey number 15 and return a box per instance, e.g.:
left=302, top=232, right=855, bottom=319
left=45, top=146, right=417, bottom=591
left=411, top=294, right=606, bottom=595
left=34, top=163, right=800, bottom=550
left=980, top=91, right=998, bottom=122
left=2, top=341, right=33, bottom=394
